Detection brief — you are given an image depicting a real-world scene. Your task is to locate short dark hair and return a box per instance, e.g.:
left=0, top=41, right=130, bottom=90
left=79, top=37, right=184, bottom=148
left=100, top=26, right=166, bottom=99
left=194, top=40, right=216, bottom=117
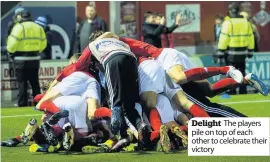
left=21, top=11, right=31, bottom=18
left=155, top=13, right=164, bottom=18
left=89, top=30, right=105, bottom=42
left=215, top=14, right=224, bottom=20
left=228, top=2, right=240, bottom=14
left=144, top=11, right=153, bottom=21
left=87, top=4, right=95, bottom=8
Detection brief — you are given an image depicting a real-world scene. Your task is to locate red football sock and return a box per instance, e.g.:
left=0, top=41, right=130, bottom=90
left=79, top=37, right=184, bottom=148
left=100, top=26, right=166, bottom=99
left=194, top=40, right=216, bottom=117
left=184, top=66, right=230, bottom=82
left=94, top=107, right=112, bottom=118
left=150, top=130, right=160, bottom=141
left=212, top=78, right=239, bottom=95
left=179, top=125, right=188, bottom=132
left=39, top=100, right=61, bottom=114
left=16, top=136, right=21, bottom=141
left=33, top=93, right=46, bottom=102
left=189, top=104, right=209, bottom=117
left=150, top=109, right=162, bottom=131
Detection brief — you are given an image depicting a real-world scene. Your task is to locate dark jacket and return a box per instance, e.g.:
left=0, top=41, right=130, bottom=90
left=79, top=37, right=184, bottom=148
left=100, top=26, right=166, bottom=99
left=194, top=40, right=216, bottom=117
left=142, top=22, right=178, bottom=48
left=74, top=16, right=107, bottom=53
left=214, top=24, right=221, bottom=42
left=162, top=24, right=179, bottom=47
left=41, top=26, right=52, bottom=60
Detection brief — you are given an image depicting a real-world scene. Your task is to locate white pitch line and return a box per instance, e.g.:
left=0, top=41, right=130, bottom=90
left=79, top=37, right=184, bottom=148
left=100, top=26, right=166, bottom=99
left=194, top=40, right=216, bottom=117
left=1, top=114, right=42, bottom=118
left=1, top=100, right=270, bottom=118
left=220, top=100, right=270, bottom=105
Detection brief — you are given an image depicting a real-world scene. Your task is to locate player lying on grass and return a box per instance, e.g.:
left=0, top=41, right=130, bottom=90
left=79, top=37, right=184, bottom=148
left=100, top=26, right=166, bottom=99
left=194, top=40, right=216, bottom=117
left=32, top=95, right=118, bottom=153
left=34, top=54, right=127, bottom=150
left=1, top=95, right=112, bottom=153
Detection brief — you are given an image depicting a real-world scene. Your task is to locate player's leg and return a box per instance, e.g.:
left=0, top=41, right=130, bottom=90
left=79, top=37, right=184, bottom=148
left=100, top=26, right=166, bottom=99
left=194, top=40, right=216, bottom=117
left=172, top=105, right=189, bottom=132
left=138, top=60, right=165, bottom=133
left=120, top=55, right=151, bottom=148
left=193, top=72, right=268, bottom=98
left=156, top=48, right=243, bottom=84
left=164, top=75, right=210, bottom=117
left=36, top=72, right=89, bottom=114
left=102, top=55, right=138, bottom=149
left=53, top=96, right=91, bottom=150
left=82, top=77, right=101, bottom=119
left=156, top=94, right=188, bottom=150
left=1, top=118, right=39, bottom=147
left=185, top=93, right=247, bottom=117
left=172, top=90, right=210, bottom=117
left=104, top=57, right=124, bottom=139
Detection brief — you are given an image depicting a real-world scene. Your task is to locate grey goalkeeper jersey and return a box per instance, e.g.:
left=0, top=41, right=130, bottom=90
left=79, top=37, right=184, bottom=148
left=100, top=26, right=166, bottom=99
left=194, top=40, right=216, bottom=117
left=89, top=38, right=136, bottom=65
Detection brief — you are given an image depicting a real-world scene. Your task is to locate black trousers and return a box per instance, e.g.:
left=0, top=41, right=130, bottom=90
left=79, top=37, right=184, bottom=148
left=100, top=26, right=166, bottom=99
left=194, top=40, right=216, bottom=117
left=104, top=54, right=142, bottom=130
left=15, top=68, right=41, bottom=106
left=227, top=60, right=247, bottom=94
left=186, top=93, right=247, bottom=117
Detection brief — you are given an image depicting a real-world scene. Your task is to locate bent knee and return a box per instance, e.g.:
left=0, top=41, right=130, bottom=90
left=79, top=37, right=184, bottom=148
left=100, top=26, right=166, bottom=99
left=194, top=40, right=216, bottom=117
left=140, top=92, right=157, bottom=109
left=144, top=100, right=157, bottom=110
left=167, top=66, right=187, bottom=84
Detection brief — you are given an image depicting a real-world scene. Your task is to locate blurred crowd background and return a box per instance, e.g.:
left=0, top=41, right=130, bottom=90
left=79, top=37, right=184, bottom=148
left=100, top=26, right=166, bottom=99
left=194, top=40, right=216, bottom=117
left=1, top=1, right=270, bottom=106
left=2, top=1, right=270, bottom=59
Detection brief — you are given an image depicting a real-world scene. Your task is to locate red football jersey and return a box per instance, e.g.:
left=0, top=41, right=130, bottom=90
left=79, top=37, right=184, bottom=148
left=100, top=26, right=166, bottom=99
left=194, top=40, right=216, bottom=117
left=56, top=46, right=93, bottom=81
left=120, top=37, right=163, bottom=58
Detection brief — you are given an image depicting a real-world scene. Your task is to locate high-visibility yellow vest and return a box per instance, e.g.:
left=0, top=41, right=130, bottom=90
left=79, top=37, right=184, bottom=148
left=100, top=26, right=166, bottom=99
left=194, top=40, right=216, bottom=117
left=217, top=18, right=254, bottom=56
left=7, top=21, right=47, bottom=60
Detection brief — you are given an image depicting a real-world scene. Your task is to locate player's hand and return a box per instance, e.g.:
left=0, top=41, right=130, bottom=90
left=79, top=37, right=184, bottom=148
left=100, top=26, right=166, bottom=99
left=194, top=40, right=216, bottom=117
left=175, top=14, right=182, bottom=26
left=160, top=16, right=165, bottom=25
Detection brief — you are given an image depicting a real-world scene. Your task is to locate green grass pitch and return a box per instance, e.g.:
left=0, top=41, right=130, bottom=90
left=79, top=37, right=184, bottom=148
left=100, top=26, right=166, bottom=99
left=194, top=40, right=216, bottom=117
left=1, top=94, right=270, bottom=162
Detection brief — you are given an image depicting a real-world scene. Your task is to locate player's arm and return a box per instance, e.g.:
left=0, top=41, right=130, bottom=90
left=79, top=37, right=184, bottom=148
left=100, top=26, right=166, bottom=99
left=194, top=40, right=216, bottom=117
left=75, top=46, right=92, bottom=71
left=47, top=79, right=59, bottom=92
left=143, top=24, right=164, bottom=36
left=119, top=37, right=151, bottom=57
left=86, top=98, right=100, bottom=120
left=36, top=64, right=77, bottom=109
